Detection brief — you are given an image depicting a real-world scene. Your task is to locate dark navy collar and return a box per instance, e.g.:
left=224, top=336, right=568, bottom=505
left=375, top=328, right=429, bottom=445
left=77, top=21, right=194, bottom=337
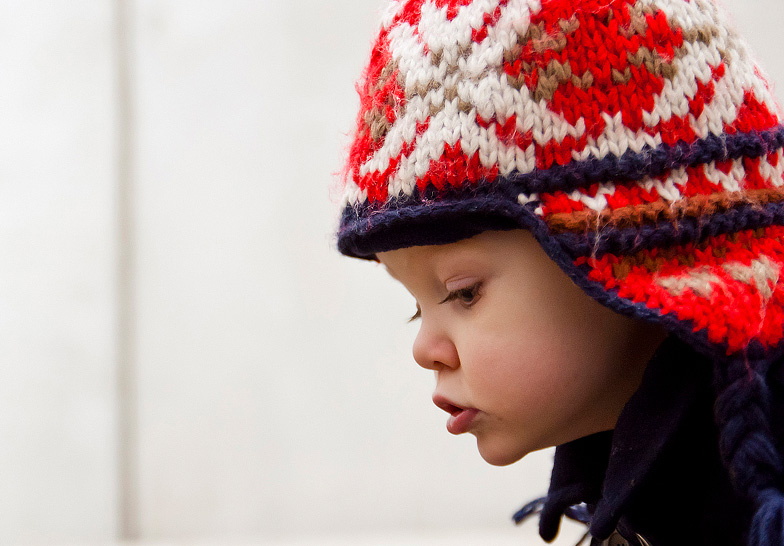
left=538, top=335, right=710, bottom=542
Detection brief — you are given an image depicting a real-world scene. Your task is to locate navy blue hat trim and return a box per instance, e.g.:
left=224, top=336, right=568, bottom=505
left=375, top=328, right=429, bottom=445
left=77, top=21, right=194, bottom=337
left=337, top=193, right=522, bottom=258
left=339, top=185, right=784, bottom=262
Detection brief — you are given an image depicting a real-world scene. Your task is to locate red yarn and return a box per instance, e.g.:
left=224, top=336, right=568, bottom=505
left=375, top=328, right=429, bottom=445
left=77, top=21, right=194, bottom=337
left=577, top=226, right=784, bottom=352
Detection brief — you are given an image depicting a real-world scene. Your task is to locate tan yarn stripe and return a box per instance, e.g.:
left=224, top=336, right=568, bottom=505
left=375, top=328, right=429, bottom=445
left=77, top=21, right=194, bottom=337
left=507, top=46, right=676, bottom=98
left=679, top=24, right=719, bottom=46
left=363, top=58, right=405, bottom=142
left=530, top=60, right=595, bottom=100
left=627, top=47, right=678, bottom=79
left=625, top=3, right=656, bottom=36
left=654, top=255, right=780, bottom=300
left=655, top=266, right=718, bottom=297
left=723, top=255, right=781, bottom=300
left=626, top=2, right=718, bottom=46
left=546, top=187, right=784, bottom=234
left=430, top=43, right=474, bottom=68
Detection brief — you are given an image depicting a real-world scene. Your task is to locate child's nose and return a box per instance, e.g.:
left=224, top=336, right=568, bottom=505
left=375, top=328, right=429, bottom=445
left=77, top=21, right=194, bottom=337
left=412, top=323, right=459, bottom=371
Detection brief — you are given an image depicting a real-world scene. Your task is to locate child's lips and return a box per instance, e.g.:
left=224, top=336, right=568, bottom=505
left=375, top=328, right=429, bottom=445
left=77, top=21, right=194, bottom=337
left=432, top=394, right=479, bottom=435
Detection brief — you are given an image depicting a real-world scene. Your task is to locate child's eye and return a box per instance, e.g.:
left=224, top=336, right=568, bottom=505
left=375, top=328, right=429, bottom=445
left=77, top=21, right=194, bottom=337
left=408, top=305, right=421, bottom=322
left=440, top=283, right=482, bottom=308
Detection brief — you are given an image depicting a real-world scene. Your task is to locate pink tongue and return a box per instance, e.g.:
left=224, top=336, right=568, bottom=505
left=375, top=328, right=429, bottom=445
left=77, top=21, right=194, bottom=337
left=447, top=408, right=479, bottom=435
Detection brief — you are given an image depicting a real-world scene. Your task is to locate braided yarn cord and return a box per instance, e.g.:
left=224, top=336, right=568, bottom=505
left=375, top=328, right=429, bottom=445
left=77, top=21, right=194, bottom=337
left=715, top=356, right=784, bottom=545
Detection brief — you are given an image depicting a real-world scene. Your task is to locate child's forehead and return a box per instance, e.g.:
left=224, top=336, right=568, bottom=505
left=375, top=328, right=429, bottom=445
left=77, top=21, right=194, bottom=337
left=377, top=243, right=451, bottom=280
left=378, top=230, right=534, bottom=277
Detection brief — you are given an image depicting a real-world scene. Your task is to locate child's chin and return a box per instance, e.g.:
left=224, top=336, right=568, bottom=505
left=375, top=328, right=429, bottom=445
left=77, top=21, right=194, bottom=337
left=476, top=437, right=530, bottom=467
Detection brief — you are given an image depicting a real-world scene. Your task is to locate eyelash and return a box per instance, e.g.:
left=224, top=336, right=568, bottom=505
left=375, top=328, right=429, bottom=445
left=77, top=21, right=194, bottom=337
left=408, top=282, right=482, bottom=322
left=441, top=283, right=482, bottom=308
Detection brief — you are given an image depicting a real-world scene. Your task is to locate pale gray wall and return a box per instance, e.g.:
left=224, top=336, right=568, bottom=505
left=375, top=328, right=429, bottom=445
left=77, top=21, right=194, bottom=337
left=0, top=2, right=119, bottom=542
left=1, top=0, right=782, bottom=544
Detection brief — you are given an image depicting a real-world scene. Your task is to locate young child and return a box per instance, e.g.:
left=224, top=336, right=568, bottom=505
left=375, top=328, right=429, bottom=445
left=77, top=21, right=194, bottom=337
left=334, top=0, right=784, bottom=544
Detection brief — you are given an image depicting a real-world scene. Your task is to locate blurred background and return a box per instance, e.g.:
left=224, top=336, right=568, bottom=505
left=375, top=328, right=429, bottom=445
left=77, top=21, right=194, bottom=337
left=0, top=1, right=782, bottom=545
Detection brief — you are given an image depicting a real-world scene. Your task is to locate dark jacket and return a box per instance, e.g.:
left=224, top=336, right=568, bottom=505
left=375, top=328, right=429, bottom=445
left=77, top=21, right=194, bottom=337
left=533, top=335, right=783, bottom=546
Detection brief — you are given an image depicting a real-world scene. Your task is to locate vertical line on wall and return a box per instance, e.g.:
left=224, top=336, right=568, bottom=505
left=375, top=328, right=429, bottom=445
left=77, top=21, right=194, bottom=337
left=115, top=0, right=139, bottom=539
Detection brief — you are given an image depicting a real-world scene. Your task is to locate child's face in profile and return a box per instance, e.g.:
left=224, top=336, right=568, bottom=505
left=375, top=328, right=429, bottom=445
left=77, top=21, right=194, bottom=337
left=377, top=230, right=666, bottom=466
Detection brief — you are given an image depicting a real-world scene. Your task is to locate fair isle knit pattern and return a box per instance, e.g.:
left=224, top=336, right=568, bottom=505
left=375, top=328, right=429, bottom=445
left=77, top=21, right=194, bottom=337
left=337, top=0, right=784, bottom=357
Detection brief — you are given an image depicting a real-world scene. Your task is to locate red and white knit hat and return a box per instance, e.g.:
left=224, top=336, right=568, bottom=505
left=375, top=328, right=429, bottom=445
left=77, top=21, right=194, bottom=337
left=336, top=0, right=784, bottom=543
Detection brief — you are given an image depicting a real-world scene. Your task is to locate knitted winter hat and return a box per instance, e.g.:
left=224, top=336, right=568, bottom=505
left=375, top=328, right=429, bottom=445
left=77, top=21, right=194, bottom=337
left=336, top=0, right=784, bottom=544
